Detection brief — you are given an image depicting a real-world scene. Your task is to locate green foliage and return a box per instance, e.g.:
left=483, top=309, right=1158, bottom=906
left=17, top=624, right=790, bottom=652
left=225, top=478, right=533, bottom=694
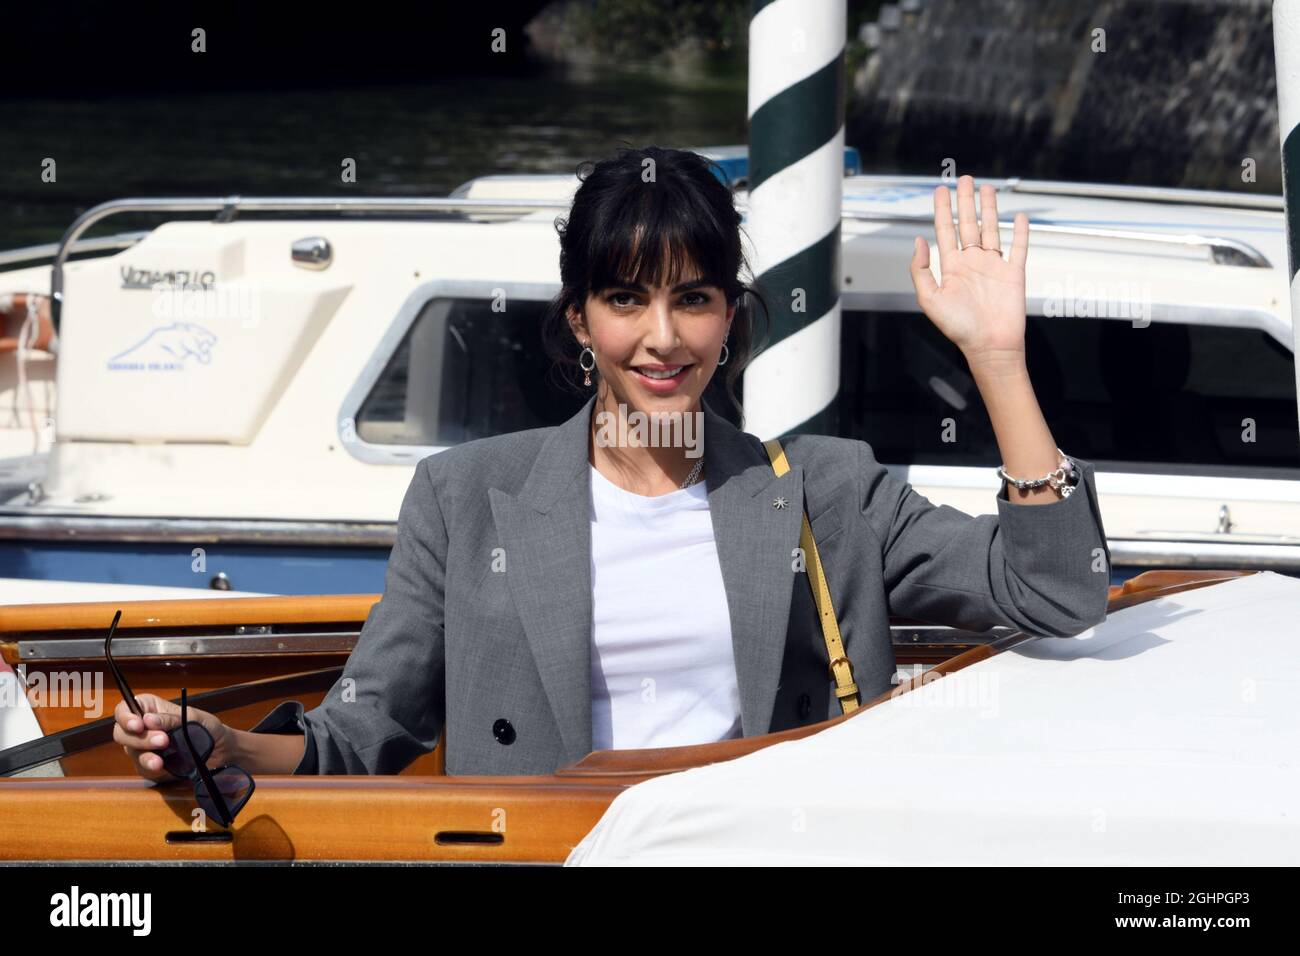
left=565, top=0, right=889, bottom=63
left=569, top=0, right=751, bottom=60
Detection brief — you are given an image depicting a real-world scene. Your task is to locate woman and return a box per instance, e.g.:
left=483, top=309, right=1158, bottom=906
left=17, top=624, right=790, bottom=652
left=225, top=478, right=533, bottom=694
left=116, top=146, right=1110, bottom=779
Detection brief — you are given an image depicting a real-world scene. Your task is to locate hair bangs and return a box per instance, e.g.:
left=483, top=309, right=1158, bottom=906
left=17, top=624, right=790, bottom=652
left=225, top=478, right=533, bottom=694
left=586, top=183, right=734, bottom=297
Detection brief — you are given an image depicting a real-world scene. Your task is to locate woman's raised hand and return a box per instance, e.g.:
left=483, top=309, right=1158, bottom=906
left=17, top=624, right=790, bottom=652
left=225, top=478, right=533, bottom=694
left=908, top=175, right=1030, bottom=366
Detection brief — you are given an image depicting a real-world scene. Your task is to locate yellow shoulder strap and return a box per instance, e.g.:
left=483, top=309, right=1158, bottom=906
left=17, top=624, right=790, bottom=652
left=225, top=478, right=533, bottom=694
left=762, top=438, right=860, bottom=715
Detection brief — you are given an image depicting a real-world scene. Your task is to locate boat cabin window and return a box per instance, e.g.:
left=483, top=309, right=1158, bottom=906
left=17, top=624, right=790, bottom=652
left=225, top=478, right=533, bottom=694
left=356, top=296, right=586, bottom=446
left=354, top=295, right=740, bottom=448
left=836, top=309, right=1300, bottom=477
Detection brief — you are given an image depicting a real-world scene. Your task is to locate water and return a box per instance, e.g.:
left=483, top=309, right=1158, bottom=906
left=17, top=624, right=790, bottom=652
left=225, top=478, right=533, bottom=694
left=0, top=63, right=748, bottom=252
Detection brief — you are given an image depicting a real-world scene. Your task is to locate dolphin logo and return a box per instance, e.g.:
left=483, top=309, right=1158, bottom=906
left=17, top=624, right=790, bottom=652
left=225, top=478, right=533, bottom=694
left=108, top=322, right=219, bottom=365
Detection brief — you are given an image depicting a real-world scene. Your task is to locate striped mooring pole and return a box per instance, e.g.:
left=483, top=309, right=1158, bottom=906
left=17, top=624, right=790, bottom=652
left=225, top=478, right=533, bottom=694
left=743, top=0, right=847, bottom=439
left=1274, top=0, right=1300, bottom=428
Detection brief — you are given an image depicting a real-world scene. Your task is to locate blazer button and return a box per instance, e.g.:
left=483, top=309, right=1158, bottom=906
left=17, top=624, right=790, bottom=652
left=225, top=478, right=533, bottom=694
left=492, top=718, right=516, bottom=745
left=796, top=692, right=812, bottom=720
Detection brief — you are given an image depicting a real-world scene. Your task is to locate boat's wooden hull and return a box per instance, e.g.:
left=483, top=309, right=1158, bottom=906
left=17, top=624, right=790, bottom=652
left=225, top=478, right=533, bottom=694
left=0, top=775, right=619, bottom=863
left=0, top=570, right=1253, bottom=862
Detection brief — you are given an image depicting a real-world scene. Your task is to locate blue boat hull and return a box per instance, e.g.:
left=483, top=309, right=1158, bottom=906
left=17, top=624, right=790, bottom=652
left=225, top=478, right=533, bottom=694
left=0, top=538, right=1144, bottom=597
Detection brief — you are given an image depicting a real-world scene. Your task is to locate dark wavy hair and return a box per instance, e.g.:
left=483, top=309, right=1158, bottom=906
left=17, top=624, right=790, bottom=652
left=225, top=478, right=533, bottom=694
left=541, top=144, right=770, bottom=424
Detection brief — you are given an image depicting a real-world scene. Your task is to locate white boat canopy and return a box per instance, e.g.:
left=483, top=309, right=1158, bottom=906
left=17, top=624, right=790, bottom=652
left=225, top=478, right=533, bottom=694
left=566, top=571, right=1300, bottom=866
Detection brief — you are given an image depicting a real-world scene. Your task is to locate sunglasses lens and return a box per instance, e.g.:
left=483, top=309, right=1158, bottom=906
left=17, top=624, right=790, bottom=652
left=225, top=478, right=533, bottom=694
left=196, top=768, right=253, bottom=825
left=162, top=720, right=213, bottom=778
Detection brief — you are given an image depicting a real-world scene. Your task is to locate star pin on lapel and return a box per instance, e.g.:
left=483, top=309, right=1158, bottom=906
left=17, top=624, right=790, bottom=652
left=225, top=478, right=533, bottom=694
left=773, top=496, right=788, bottom=510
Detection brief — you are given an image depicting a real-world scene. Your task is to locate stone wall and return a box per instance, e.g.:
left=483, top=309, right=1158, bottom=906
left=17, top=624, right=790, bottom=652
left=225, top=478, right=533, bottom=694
left=849, top=0, right=1279, bottom=191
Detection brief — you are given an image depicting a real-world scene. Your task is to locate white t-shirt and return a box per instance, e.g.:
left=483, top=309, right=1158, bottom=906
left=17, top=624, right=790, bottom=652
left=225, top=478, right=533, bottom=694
left=588, top=463, right=742, bottom=751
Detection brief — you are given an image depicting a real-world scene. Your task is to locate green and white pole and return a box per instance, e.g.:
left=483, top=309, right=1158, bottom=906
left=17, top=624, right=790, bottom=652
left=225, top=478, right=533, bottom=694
left=743, top=0, right=847, bottom=438
left=1275, top=0, right=1300, bottom=435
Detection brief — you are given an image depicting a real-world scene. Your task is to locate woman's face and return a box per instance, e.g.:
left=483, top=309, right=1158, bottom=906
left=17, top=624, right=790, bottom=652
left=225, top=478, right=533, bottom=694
left=569, top=266, right=735, bottom=420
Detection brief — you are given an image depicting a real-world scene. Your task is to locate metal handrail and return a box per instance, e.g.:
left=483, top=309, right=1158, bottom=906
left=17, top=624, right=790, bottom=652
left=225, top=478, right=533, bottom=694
left=843, top=173, right=1285, bottom=211
left=1006, top=178, right=1285, bottom=211
left=839, top=209, right=1272, bottom=268
left=46, top=195, right=570, bottom=333
left=0, top=231, right=151, bottom=268
left=43, top=193, right=1273, bottom=334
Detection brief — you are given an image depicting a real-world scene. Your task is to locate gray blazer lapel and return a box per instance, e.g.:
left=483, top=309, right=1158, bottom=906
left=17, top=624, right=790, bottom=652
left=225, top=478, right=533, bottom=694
left=488, top=395, right=597, bottom=763
left=701, top=400, right=805, bottom=737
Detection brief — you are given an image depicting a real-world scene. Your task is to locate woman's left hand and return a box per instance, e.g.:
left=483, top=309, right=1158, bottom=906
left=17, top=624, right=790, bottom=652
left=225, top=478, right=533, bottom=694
left=908, top=175, right=1029, bottom=366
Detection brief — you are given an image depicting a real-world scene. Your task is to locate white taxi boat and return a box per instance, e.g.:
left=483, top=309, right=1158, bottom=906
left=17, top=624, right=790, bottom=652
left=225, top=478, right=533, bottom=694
left=0, top=149, right=1295, bottom=598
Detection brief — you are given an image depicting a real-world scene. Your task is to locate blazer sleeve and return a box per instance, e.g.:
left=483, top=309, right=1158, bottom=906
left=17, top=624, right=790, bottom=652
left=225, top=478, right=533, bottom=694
left=857, top=440, right=1112, bottom=637
left=246, top=454, right=449, bottom=773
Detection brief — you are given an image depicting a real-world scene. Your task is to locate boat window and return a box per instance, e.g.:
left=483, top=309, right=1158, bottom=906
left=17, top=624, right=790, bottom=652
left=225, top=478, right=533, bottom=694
left=836, top=309, right=1300, bottom=476
left=355, top=297, right=585, bottom=445
left=354, top=296, right=741, bottom=446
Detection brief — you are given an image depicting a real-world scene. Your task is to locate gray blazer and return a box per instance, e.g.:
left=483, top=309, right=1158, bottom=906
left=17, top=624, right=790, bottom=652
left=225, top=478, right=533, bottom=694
left=251, top=393, right=1111, bottom=775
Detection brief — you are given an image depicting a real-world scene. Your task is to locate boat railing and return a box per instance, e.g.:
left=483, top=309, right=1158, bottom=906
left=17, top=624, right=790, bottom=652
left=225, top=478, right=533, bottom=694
left=0, top=231, right=152, bottom=269
left=32, top=191, right=1275, bottom=335
left=839, top=208, right=1273, bottom=268
left=44, top=195, right=574, bottom=332
left=845, top=173, right=1284, bottom=211
left=1003, top=177, right=1284, bottom=211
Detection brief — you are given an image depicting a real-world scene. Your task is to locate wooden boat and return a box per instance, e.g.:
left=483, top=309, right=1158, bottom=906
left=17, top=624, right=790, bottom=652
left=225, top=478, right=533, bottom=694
left=0, top=568, right=1254, bottom=863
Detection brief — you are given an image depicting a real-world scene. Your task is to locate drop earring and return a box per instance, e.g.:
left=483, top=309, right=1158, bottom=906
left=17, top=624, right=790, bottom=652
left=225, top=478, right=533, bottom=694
left=717, top=333, right=730, bottom=367
left=578, top=342, right=596, bottom=387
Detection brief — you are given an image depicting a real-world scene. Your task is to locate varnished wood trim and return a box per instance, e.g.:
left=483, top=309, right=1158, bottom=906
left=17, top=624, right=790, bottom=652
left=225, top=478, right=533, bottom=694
left=0, top=594, right=381, bottom=633
left=0, top=775, right=620, bottom=863
left=1112, top=568, right=1255, bottom=599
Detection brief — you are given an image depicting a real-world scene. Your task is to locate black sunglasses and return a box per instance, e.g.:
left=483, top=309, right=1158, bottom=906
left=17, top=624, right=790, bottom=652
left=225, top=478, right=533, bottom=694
left=104, top=608, right=255, bottom=828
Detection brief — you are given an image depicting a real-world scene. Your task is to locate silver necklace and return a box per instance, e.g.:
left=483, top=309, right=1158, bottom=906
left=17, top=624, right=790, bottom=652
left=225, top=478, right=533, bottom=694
left=680, top=457, right=705, bottom=488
